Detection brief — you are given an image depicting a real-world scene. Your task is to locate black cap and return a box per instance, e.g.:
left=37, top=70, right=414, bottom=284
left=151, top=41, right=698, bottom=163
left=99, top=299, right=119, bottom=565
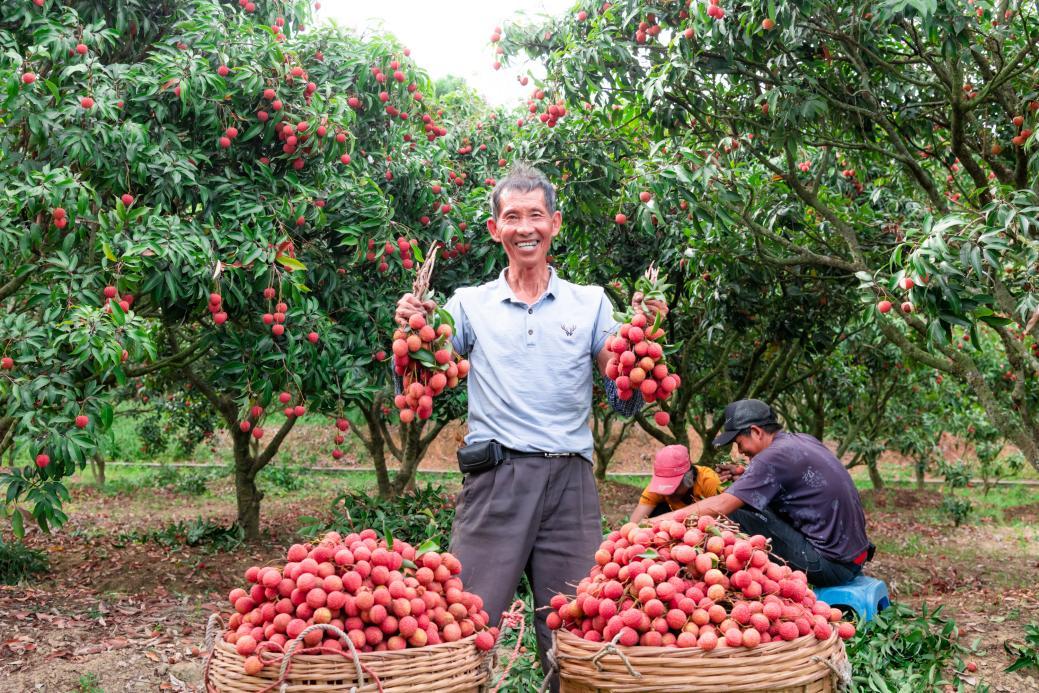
left=712, top=399, right=779, bottom=447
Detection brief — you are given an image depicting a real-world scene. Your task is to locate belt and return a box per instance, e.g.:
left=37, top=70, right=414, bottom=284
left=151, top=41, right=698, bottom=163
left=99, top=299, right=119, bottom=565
left=501, top=446, right=580, bottom=460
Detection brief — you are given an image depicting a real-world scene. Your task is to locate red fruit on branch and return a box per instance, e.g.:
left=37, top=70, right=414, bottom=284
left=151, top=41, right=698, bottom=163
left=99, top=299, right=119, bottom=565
left=877, top=300, right=892, bottom=314
left=22, top=72, right=36, bottom=84
left=75, top=415, right=89, bottom=429
left=35, top=453, right=50, bottom=468
left=0, top=357, right=13, bottom=370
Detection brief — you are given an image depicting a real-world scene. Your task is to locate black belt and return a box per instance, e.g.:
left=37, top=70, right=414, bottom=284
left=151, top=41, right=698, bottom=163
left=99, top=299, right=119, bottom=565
left=501, top=446, right=580, bottom=459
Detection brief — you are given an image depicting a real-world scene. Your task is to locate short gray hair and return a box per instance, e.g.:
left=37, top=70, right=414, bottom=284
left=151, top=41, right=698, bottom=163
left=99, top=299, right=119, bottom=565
left=489, top=162, right=557, bottom=220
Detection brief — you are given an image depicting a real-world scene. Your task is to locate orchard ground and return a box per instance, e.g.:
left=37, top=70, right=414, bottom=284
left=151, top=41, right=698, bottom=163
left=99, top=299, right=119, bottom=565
left=1, top=421, right=1038, bottom=692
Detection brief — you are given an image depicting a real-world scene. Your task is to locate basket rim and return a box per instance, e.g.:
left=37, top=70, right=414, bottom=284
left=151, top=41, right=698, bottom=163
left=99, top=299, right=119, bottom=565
left=213, top=631, right=482, bottom=661
left=556, top=627, right=839, bottom=658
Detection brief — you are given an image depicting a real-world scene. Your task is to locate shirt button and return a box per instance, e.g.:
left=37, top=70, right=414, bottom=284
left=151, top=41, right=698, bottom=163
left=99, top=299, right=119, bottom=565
left=528, top=329, right=533, bottom=335
left=528, top=308, right=533, bottom=314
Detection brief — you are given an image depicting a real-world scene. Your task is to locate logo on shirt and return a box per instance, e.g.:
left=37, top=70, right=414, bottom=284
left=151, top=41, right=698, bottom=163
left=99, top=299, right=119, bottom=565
left=560, top=323, right=577, bottom=337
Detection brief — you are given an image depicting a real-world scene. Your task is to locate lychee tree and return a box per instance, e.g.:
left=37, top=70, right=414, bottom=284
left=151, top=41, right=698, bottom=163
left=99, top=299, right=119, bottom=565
left=499, top=0, right=1039, bottom=470
left=0, top=0, right=504, bottom=539
left=499, top=96, right=861, bottom=467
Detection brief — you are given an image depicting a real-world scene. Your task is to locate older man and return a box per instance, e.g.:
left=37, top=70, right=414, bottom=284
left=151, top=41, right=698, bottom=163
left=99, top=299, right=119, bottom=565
left=396, top=163, right=666, bottom=688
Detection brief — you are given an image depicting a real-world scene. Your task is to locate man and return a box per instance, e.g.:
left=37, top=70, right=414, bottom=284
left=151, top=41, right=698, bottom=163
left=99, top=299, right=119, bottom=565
left=665, top=399, right=872, bottom=587
left=395, top=163, right=665, bottom=688
left=629, top=444, right=722, bottom=523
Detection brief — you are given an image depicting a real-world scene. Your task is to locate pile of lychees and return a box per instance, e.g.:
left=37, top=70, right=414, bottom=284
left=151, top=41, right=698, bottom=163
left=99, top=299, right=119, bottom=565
left=389, top=246, right=469, bottom=423
left=604, top=268, right=678, bottom=426
left=222, top=530, right=497, bottom=675
left=546, top=515, right=856, bottom=649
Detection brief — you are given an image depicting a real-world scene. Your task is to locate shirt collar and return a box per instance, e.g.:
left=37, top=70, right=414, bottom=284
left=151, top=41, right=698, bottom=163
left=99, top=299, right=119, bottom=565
left=493, top=266, right=559, bottom=304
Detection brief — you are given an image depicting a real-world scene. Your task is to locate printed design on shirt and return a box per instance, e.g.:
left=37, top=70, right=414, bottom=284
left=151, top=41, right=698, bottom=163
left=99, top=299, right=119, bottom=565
left=801, top=466, right=827, bottom=489
left=560, top=322, right=577, bottom=337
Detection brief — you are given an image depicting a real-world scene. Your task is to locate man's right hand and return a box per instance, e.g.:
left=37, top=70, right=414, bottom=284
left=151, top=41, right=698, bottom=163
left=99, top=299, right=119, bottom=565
left=717, top=462, right=746, bottom=483
left=395, top=293, right=438, bottom=327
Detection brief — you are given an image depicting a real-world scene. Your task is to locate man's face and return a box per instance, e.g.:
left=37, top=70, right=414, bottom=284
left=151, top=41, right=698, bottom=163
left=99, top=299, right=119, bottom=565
left=672, top=470, right=695, bottom=497
left=734, top=425, right=770, bottom=459
left=487, top=188, right=561, bottom=270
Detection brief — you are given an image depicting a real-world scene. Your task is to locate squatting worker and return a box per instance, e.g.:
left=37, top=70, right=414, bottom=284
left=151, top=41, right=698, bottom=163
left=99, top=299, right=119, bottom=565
left=628, top=444, right=722, bottom=523
left=395, top=163, right=667, bottom=690
left=661, top=399, right=872, bottom=587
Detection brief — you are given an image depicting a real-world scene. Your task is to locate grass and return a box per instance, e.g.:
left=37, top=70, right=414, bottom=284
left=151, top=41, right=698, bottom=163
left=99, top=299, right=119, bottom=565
left=72, top=673, right=104, bottom=693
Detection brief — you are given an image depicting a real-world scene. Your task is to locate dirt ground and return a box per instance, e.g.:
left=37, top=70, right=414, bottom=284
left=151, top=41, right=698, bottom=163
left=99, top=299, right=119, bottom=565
left=2, top=477, right=1038, bottom=692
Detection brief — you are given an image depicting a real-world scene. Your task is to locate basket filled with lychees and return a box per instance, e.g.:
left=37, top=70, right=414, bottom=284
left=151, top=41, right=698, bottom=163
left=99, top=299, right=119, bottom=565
left=204, top=530, right=495, bottom=692
left=548, top=515, right=853, bottom=693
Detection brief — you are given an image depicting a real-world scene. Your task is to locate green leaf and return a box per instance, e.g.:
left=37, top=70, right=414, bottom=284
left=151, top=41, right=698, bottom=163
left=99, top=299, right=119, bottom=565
left=11, top=510, right=24, bottom=540
left=415, top=538, right=440, bottom=554
left=412, top=349, right=437, bottom=368
left=100, top=404, right=114, bottom=429
left=978, top=315, right=1013, bottom=327
left=276, top=256, right=307, bottom=272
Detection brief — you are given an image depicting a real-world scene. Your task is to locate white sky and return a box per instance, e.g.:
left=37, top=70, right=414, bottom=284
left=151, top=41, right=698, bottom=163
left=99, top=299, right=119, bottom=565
left=317, top=0, right=575, bottom=107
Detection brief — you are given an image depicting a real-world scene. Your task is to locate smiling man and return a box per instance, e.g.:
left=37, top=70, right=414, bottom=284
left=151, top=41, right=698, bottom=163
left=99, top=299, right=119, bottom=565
left=395, top=163, right=665, bottom=690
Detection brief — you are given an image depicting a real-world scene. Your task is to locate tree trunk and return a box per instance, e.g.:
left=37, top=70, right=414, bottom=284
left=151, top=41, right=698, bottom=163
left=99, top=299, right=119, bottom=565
left=915, top=458, right=925, bottom=491
left=91, top=452, right=106, bottom=487
left=866, top=455, right=884, bottom=490
left=234, top=447, right=264, bottom=541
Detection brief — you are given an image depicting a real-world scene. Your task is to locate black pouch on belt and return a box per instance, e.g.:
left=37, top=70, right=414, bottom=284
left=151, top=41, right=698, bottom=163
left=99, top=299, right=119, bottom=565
left=456, top=440, right=505, bottom=474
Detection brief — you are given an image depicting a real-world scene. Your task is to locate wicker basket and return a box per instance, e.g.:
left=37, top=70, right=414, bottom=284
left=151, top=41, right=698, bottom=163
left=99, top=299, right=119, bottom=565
left=205, top=622, right=490, bottom=693
left=555, top=628, right=850, bottom=693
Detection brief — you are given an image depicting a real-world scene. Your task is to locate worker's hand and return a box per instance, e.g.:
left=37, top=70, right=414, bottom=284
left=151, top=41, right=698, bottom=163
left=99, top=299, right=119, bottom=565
left=632, top=291, right=669, bottom=321
left=717, top=462, right=746, bottom=483
left=395, top=293, right=438, bottom=327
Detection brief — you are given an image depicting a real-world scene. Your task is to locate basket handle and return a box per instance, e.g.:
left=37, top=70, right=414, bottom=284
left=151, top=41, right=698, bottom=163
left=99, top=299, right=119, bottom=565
left=204, top=612, right=225, bottom=653
left=202, top=612, right=226, bottom=691
left=556, top=631, right=644, bottom=678
left=269, top=623, right=383, bottom=693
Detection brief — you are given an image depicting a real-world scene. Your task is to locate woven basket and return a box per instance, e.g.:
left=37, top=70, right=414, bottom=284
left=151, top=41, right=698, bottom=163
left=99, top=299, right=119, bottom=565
left=205, top=622, right=490, bottom=693
left=555, top=628, right=850, bottom=693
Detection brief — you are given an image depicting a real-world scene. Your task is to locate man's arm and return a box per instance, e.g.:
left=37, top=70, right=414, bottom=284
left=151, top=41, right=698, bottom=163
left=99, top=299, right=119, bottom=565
left=654, top=492, right=745, bottom=523
left=629, top=502, right=654, bottom=524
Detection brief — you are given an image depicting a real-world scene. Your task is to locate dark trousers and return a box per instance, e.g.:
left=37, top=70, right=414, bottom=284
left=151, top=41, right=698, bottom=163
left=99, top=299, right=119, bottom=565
left=729, top=506, right=862, bottom=587
left=450, top=454, right=602, bottom=693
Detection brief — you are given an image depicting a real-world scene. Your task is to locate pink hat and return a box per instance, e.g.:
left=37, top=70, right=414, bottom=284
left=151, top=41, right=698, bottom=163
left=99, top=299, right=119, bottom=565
left=647, top=445, right=691, bottom=495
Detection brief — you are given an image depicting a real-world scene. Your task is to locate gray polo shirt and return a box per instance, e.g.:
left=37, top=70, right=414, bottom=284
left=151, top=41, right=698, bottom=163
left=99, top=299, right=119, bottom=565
left=444, top=267, right=617, bottom=461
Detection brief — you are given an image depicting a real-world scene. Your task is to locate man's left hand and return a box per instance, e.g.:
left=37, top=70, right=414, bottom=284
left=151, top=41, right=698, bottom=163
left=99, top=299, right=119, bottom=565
left=632, top=291, right=669, bottom=321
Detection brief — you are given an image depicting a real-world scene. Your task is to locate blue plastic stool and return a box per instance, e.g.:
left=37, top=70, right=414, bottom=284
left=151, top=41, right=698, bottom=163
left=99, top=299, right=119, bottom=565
left=814, top=575, right=890, bottom=623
